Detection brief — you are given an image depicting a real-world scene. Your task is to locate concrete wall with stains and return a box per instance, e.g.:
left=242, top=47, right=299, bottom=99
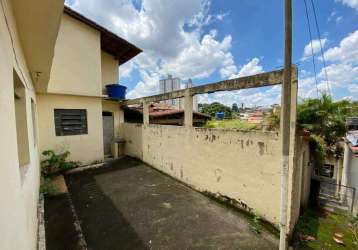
left=288, top=136, right=311, bottom=230
left=123, top=123, right=284, bottom=225
left=122, top=123, right=311, bottom=232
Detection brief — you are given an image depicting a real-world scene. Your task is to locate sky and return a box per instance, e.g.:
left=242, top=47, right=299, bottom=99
left=65, top=0, right=358, bottom=107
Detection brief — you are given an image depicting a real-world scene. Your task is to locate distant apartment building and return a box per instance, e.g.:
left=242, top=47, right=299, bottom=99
left=159, top=75, right=181, bottom=108
left=159, top=75, right=198, bottom=111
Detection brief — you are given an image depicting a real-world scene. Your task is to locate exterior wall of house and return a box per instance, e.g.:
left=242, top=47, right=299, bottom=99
left=343, top=144, right=358, bottom=215
left=288, top=136, right=311, bottom=229
left=121, top=123, right=309, bottom=231
left=101, top=51, right=119, bottom=93
left=37, top=94, right=104, bottom=165
left=47, top=13, right=102, bottom=96
left=349, top=156, right=358, bottom=214
left=0, top=1, right=62, bottom=249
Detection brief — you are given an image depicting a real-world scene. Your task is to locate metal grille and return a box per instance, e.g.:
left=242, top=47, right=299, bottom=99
left=54, top=109, right=87, bottom=136
left=319, top=180, right=356, bottom=214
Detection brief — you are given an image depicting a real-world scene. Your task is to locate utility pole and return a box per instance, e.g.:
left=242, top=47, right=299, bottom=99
left=279, top=0, right=292, bottom=249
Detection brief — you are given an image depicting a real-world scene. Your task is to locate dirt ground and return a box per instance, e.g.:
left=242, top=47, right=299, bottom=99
left=62, top=157, right=279, bottom=250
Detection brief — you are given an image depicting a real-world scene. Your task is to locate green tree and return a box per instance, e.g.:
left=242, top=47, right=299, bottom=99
left=200, top=102, right=232, bottom=118
left=297, top=94, right=358, bottom=165
left=266, top=94, right=358, bottom=166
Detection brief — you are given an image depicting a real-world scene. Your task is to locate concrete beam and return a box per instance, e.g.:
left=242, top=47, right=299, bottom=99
left=121, top=68, right=293, bottom=105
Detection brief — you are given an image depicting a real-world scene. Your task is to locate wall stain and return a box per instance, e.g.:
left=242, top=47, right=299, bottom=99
left=214, top=169, right=223, bottom=182
left=258, top=142, right=265, bottom=156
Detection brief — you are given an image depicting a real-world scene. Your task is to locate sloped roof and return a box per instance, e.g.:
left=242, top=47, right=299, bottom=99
left=64, top=6, right=142, bottom=65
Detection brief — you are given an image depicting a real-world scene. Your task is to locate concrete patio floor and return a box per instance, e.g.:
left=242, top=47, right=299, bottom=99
left=65, top=157, right=279, bottom=250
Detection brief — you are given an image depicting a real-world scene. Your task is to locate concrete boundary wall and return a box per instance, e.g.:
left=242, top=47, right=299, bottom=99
left=123, top=123, right=286, bottom=226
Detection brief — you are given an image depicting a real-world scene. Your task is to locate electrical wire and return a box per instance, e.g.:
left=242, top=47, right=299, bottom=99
left=309, top=0, right=332, bottom=96
left=303, top=0, right=320, bottom=98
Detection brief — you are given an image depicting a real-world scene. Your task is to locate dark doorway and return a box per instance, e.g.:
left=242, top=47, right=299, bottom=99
left=102, top=111, right=114, bottom=156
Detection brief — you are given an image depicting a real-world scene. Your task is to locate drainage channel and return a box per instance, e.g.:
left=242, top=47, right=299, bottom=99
left=44, top=184, right=87, bottom=250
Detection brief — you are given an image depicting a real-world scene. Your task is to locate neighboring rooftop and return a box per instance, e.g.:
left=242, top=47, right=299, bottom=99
left=347, top=117, right=358, bottom=131
left=123, top=104, right=211, bottom=126
left=346, top=130, right=358, bottom=156
left=64, top=6, right=142, bottom=65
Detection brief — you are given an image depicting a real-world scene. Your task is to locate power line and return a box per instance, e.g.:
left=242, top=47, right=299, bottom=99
left=303, top=0, right=319, bottom=98
left=310, top=0, right=331, bottom=96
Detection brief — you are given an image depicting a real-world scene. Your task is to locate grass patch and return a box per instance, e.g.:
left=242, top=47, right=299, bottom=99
left=295, top=209, right=357, bottom=249
left=203, top=119, right=258, bottom=130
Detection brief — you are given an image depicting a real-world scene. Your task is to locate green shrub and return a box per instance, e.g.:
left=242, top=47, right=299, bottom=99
left=250, top=213, right=262, bottom=234
left=41, top=150, right=79, bottom=176
left=39, top=178, right=59, bottom=196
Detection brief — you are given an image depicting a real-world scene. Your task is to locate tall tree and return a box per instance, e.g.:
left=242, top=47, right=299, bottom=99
left=200, top=102, right=232, bottom=118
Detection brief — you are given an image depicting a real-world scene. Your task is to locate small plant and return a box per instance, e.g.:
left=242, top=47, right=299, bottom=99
left=250, top=213, right=262, bottom=234
left=349, top=215, right=358, bottom=245
left=40, top=178, right=59, bottom=196
left=41, top=150, right=79, bottom=176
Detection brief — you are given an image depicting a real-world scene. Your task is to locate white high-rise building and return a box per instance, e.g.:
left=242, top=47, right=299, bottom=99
left=159, top=75, right=182, bottom=108
left=159, top=75, right=198, bottom=111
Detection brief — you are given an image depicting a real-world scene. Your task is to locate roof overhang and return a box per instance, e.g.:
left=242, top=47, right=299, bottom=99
left=12, top=0, right=64, bottom=92
left=64, top=6, right=142, bottom=65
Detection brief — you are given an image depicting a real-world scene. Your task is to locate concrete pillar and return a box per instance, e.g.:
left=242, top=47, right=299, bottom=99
left=143, top=101, right=150, bottom=125
left=184, top=90, right=193, bottom=127
left=342, top=143, right=351, bottom=187
left=337, top=143, right=351, bottom=203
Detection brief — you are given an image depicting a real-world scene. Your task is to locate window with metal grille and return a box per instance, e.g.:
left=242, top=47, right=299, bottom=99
left=54, top=109, right=88, bottom=136
left=316, top=164, right=334, bottom=178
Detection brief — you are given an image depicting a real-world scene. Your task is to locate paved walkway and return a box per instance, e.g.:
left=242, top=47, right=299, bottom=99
left=66, top=157, right=278, bottom=250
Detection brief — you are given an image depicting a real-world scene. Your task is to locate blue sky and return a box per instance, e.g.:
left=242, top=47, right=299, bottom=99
left=66, top=0, right=358, bottom=107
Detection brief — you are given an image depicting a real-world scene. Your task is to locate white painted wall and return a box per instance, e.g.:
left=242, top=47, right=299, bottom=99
left=0, top=1, right=47, bottom=249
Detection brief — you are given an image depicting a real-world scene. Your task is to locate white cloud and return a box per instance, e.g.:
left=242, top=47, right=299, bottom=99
left=68, top=0, right=239, bottom=99
left=119, top=60, right=135, bottom=78
left=324, top=30, right=358, bottom=63
left=230, top=58, right=264, bottom=79
left=349, top=84, right=358, bottom=93
left=328, top=11, right=337, bottom=22
left=318, top=63, right=358, bottom=88
left=160, top=32, right=235, bottom=79
left=302, top=39, right=327, bottom=60
left=336, top=16, right=343, bottom=23
left=300, top=30, right=358, bottom=100
left=336, top=0, right=358, bottom=10
left=198, top=84, right=281, bottom=108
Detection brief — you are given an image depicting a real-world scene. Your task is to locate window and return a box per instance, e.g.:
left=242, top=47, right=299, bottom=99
left=317, top=164, right=334, bottom=178
left=54, top=109, right=88, bottom=136
left=13, top=70, right=30, bottom=167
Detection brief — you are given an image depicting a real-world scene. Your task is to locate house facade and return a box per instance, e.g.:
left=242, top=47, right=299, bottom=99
left=37, top=7, right=141, bottom=164
left=0, top=1, right=64, bottom=249
left=0, top=3, right=141, bottom=249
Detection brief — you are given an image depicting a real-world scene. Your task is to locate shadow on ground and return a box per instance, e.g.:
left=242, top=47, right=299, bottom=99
left=45, top=194, right=83, bottom=250
left=65, top=157, right=278, bottom=250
